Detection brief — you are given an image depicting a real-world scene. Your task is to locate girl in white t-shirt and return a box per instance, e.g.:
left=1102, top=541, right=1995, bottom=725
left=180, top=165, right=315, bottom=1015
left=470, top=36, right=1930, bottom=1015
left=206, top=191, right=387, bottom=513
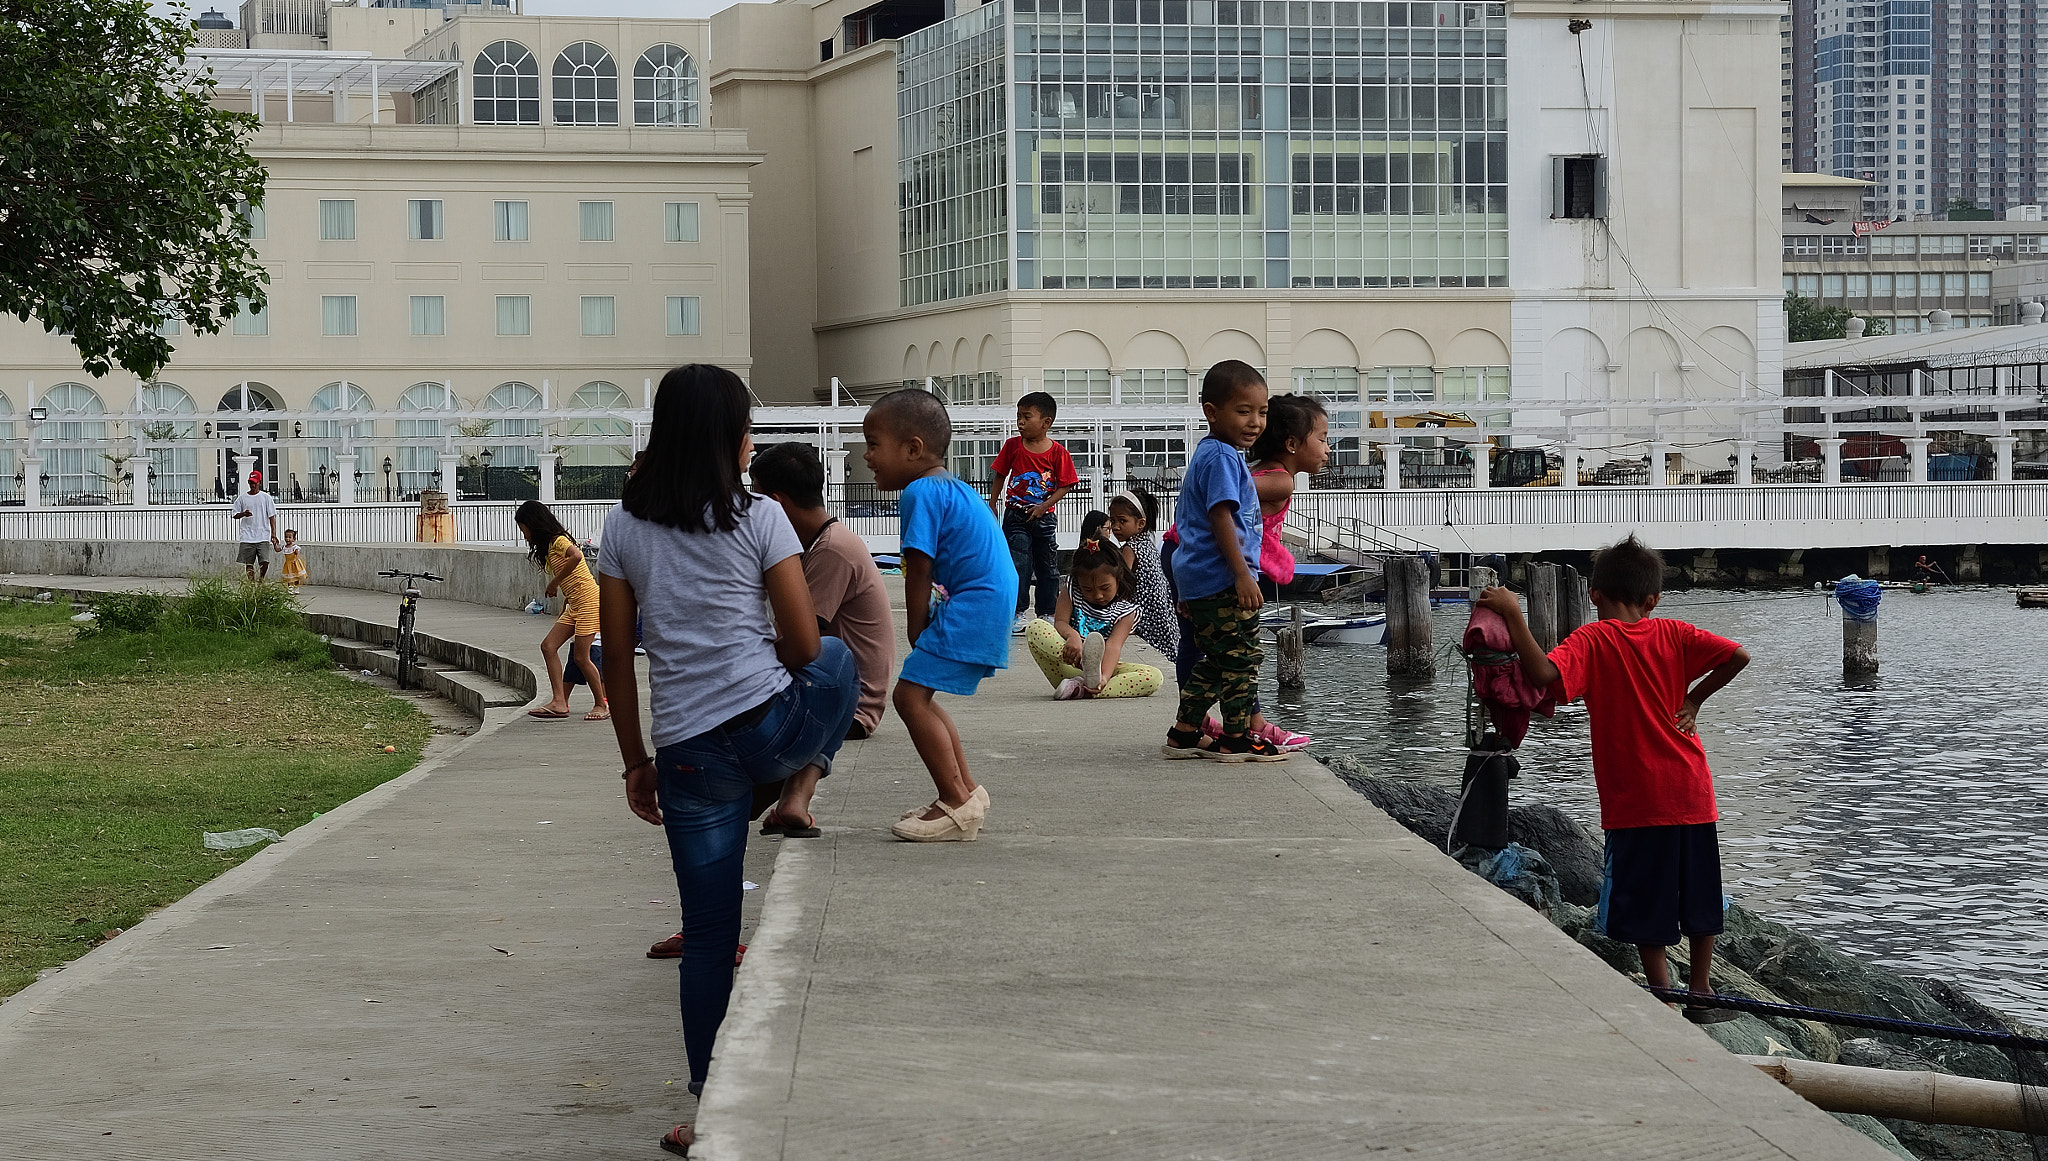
left=592, top=363, right=857, bottom=1158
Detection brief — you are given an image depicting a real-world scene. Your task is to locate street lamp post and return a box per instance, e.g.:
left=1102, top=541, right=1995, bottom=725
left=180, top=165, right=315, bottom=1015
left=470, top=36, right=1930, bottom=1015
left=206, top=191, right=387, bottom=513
left=383, top=456, right=394, bottom=502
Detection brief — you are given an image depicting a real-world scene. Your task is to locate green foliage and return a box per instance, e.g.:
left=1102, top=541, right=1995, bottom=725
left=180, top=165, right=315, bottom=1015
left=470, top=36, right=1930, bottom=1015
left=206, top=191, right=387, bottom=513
left=1947, top=196, right=1980, bottom=213
left=80, top=578, right=301, bottom=639
left=0, top=0, right=269, bottom=379
left=1785, top=292, right=1888, bottom=343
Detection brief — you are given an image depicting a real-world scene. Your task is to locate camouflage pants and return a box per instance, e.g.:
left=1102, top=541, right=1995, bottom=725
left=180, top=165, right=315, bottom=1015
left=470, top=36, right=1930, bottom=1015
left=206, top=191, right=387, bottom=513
left=1174, top=590, right=1263, bottom=734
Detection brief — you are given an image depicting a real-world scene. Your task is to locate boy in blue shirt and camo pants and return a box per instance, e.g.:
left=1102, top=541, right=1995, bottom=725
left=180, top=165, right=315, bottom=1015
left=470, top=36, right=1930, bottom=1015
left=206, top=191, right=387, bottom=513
left=1161, top=361, right=1289, bottom=763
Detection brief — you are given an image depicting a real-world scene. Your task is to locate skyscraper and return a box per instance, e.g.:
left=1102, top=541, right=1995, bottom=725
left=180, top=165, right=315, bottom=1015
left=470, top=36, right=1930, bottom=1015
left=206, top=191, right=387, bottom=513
left=1806, top=0, right=1932, bottom=218
left=1932, top=0, right=2040, bottom=215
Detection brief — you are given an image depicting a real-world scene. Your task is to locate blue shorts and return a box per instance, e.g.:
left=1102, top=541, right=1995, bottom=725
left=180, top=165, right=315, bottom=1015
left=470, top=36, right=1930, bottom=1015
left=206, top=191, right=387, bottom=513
left=898, top=647, right=996, bottom=697
left=1597, top=822, right=1725, bottom=947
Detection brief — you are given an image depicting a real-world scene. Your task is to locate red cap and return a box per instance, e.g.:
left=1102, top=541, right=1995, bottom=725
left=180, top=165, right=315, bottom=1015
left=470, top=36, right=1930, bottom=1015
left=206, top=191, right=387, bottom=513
left=247, top=471, right=263, bottom=484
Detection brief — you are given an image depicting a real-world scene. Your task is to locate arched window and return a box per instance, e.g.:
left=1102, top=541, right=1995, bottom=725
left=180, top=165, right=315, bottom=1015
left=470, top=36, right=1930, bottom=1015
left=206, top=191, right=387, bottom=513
left=395, top=382, right=457, bottom=498
left=566, top=380, right=633, bottom=466
left=474, top=41, right=540, bottom=125
left=215, top=383, right=281, bottom=497
left=0, top=390, right=14, bottom=499
left=481, top=381, right=543, bottom=467
left=138, top=382, right=199, bottom=502
left=309, top=381, right=374, bottom=499
left=40, top=383, right=107, bottom=501
left=634, top=44, right=698, bottom=126
left=553, top=42, right=619, bottom=126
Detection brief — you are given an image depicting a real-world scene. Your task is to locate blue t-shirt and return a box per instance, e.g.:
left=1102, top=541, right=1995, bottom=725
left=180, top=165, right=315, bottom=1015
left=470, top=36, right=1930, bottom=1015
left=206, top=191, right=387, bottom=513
left=1172, top=436, right=1261, bottom=600
left=899, top=471, right=1012, bottom=668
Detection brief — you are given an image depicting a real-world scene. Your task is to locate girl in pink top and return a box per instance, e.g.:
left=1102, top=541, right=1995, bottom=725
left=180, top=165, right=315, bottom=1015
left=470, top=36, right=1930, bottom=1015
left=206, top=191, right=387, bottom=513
left=1247, top=393, right=1331, bottom=594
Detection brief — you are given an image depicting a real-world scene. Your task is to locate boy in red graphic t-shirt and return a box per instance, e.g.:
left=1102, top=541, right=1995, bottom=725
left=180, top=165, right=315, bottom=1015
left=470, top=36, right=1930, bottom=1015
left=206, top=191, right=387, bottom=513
left=1477, top=535, right=1751, bottom=1023
left=989, top=391, right=1079, bottom=634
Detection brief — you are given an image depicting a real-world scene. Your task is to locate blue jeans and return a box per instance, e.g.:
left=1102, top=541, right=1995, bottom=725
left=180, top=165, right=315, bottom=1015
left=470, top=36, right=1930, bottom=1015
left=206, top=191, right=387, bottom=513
left=1004, top=506, right=1060, bottom=615
left=652, top=637, right=858, bottom=1084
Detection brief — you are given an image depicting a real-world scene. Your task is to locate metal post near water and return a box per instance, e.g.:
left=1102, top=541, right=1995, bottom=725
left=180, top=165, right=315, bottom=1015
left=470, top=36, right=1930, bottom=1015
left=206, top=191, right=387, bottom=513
left=1276, top=604, right=1306, bottom=692
left=1386, top=555, right=1434, bottom=677
left=1557, top=564, right=1587, bottom=640
left=1527, top=562, right=1560, bottom=652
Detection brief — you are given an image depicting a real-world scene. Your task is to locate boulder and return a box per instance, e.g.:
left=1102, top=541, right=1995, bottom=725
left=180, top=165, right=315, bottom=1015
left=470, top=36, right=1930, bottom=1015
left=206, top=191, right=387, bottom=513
left=1330, top=766, right=1604, bottom=905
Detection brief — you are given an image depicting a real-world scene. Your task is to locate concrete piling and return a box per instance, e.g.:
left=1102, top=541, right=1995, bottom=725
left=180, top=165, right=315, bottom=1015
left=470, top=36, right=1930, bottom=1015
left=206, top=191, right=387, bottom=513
left=1527, top=562, right=1560, bottom=653
left=1843, top=615, right=1879, bottom=680
left=1386, top=555, right=1435, bottom=677
left=1276, top=604, right=1306, bottom=692
left=1468, top=564, right=1499, bottom=603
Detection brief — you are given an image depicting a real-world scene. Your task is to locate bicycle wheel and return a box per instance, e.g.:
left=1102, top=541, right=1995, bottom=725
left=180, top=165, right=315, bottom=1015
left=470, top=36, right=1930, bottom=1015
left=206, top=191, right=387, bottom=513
left=396, top=598, right=418, bottom=689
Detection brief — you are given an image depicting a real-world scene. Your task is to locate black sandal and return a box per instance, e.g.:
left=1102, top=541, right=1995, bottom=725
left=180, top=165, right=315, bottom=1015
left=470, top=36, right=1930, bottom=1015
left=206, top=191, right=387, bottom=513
left=1684, top=1004, right=1743, bottom=1024
left=1161, top=725, right=1208, bottom=759
left=1203, top=732, right=1289, bottom=763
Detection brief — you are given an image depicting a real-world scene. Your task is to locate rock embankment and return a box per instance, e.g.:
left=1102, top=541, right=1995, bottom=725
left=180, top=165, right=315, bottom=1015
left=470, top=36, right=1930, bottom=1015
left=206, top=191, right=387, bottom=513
left=1330, top=761, right=2048, bottom=1161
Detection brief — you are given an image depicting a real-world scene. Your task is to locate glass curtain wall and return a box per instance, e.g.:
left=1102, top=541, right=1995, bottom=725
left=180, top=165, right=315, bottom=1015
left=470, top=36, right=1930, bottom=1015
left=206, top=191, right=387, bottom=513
left=1011, top=0, right=1508, bottom=292
left=900, top=3, right=1011, bottom=307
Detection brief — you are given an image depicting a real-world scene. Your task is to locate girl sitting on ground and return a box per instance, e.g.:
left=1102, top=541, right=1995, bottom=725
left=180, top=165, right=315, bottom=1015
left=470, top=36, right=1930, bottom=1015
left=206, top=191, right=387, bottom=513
left=1105, top=486, right=1176, bottom=664
left=1198, top=394, right=1330, bottom=749
left=517, top=499, right=609, bottom=721
left=1025, top=535, right=1163, bottom=699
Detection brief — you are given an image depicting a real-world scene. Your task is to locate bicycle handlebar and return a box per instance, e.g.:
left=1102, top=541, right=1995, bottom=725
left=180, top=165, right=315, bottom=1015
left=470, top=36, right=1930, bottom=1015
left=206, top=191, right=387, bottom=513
left=377, top=569, right=444, bottom=583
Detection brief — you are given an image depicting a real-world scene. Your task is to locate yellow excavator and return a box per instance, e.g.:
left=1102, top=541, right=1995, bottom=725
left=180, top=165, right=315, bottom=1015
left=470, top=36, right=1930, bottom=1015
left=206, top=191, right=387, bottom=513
left=1366, top=410, right=1559, bottom=486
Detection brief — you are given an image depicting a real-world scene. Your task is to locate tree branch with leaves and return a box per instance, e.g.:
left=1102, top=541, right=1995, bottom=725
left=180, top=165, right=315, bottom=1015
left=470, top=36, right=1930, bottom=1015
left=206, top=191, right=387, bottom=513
left=0, top=0, right=268, bottom=379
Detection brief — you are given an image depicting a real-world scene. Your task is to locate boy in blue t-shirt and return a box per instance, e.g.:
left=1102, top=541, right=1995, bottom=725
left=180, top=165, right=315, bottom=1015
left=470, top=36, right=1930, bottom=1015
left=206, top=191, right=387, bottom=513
left=1162, top=361, right=1288, bottom=762
left=863, top=389, right=1012, bottom=841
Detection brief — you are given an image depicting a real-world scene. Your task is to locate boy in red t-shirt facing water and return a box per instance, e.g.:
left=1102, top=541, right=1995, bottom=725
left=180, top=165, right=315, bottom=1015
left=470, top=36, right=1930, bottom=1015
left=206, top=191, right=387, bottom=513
left=1477, top=535, right=1750, bottom=1022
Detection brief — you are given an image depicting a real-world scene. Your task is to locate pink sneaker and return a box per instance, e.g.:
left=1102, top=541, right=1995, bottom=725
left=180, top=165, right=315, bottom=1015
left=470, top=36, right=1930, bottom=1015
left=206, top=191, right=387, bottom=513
left=1055, top=678, right=1086, bottom=700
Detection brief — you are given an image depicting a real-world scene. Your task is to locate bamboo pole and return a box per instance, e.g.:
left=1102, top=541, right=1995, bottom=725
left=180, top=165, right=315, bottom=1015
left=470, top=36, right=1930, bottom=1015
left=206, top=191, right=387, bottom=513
left=1739, top=1055, right=2048, bottom=1135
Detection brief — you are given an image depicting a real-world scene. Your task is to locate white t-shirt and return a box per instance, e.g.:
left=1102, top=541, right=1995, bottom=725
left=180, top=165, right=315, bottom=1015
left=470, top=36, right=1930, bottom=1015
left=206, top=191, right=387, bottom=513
left=230, top=489, right=278, bottom=543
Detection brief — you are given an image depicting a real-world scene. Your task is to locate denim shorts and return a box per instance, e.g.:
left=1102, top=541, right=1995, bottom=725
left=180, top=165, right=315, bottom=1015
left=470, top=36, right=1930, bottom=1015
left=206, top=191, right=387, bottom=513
left=898, top=646, right=996, bottom=697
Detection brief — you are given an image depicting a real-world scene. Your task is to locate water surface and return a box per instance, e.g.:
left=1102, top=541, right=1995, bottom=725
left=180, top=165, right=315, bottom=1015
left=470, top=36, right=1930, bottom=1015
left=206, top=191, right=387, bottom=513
left=1266, top=588, right=2048, bottom=1021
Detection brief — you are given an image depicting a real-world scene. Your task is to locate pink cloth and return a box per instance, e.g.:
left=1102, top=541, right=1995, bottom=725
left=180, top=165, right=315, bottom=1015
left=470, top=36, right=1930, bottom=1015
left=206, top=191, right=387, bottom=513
left=1463, top=605, right=1556, bottom=747
left=1251, top=467, right=1295, bottom=586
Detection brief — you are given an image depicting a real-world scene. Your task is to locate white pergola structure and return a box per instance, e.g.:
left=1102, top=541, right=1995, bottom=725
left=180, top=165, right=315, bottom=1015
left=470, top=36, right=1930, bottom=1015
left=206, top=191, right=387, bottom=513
left=181, top=49, right=459, bottom=125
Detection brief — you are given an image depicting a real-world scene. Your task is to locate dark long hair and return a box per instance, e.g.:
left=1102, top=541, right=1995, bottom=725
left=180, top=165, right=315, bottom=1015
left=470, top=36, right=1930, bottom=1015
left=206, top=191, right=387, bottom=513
left=1069, top=534, right=1135, bottom=601
left=1250, top=393, right=1327, bottom=464
left=622, top=364, right=754, bottom=533
left=515, top=499, right=573, bottom=568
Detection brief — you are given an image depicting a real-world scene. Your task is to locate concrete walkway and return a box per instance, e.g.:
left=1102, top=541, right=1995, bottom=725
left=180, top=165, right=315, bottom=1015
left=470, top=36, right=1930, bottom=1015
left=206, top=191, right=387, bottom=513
left=0, top=577, right=1890, bottom=1159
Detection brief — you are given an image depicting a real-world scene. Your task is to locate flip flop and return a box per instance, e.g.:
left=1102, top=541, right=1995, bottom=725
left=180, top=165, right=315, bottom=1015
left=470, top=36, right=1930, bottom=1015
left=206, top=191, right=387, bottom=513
left=1684, top=1005, right=1743, bottom=1024
left=759, top=810, right=823, bottom=839
left=526, top=707, right=569, bottom=719
left=660, top=1124, right=693, bottom=1156
left=583, top=705, right=611, bottom=721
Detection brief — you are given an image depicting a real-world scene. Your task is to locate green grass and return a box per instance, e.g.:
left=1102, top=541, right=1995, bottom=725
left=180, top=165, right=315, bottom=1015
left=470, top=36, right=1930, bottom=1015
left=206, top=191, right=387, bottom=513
left=0, top=587, right=432, bottom=997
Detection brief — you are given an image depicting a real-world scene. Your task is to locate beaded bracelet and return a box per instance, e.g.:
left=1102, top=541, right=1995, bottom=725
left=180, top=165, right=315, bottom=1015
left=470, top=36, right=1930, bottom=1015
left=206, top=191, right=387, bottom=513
left=622, top=757, right=655, bottom=779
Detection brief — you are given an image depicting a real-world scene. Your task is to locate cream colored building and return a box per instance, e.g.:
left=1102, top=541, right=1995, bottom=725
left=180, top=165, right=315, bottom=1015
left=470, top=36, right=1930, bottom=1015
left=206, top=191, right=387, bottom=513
left=0, top=12, right=752, bottom=504
left=709, top=0, right=1785, bottom=476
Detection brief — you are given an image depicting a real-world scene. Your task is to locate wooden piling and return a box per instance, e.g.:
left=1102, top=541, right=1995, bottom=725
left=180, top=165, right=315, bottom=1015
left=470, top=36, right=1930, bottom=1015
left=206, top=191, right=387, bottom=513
left=1843, top=615, right=1879, bottom=679
left=1276, top=604, right=1306, bottom=692
left=1556, top=564, right=1586, bottom=641
left=1386, top=555, right=1435, bottom=677
left=1527, top=562, right=1560, bottom=653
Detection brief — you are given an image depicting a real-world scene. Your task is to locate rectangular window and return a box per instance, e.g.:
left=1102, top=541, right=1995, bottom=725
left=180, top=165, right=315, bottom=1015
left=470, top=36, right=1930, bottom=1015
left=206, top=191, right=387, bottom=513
left=410, top=295, right=445, bottom=336
left=1367, top=367, right=1436, bottom=403
left=1821, top=274, right=1845, bottom=298
left=664, top=202, right=700, bottom=243
left=321, top=295, right=357, bottom=336
left=496, top=295, right=531, bottom=336
left=494, top=200, right=529, bottom=241
left=1295, top=367, right=1361, bottom=402
left=1945, top=273, right=1966, bottom=296
left=155, top=315, right=180, bottom=337
left=581, top=295, right=616, bottom=336
left=319, top=199, right=355, bottom=240
left=1042, top=369, right=1113, bottom=404
left=1120, top=369, right=1188, bottom=404
left=1796, top=274, right=1821, bottom=296
left=1550, top=155, right=1607, bottom=219
left=1871, top=273, right=1893, bottom=296
left=579, top=201, right=614, bottom=241
left=1968, top=272, right=1990, bottom=294
left=232, top=296, right=267, bottom=336
left=238, top=199, right=265, bottom=239
left=408, top=199, right=443, bottom=241
left=1895, top=273, right=1918, bottom=296
left=665, top=295, right=700, bottom=336
left=1847, top=274, right=1868, bottom=298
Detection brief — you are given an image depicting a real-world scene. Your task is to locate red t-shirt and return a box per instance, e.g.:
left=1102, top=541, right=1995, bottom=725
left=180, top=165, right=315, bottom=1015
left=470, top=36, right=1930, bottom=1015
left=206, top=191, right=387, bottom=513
left=990, top=437, right=1078, bottom=511
left=1547, top=617, right=1741, bottom=831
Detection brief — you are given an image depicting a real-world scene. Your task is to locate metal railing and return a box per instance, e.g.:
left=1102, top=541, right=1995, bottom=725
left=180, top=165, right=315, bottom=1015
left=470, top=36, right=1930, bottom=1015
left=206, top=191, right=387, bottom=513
left=0, top=500, right=617, bottom=546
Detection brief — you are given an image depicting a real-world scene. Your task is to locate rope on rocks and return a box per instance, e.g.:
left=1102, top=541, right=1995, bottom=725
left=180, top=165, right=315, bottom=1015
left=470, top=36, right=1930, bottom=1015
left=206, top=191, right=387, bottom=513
left=1642, top=985, right=2048, bottom=1052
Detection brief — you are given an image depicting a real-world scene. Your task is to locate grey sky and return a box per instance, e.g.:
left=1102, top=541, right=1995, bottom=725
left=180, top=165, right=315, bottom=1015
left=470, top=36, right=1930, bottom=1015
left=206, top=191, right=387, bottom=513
left=156, top=0, right=741, bottom=24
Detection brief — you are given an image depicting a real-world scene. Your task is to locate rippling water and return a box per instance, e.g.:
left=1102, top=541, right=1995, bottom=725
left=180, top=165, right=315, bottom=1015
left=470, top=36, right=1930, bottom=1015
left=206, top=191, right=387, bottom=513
left=1263, top=587, right=2048, bottom=1021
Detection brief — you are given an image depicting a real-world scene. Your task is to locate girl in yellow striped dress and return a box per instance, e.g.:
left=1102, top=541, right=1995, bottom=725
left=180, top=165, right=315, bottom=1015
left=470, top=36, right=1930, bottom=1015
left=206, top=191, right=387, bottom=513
left=279, top=529, right=308, bottom=586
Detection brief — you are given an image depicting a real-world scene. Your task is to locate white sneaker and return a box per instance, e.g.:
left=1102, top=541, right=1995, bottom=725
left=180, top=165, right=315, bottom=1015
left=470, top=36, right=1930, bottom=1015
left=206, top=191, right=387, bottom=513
left=1012, top=611, right=1035, bottom=635
left=1080, top=634, right=1106, bottom=693
left=1054, top=677, right=1085, bottom=700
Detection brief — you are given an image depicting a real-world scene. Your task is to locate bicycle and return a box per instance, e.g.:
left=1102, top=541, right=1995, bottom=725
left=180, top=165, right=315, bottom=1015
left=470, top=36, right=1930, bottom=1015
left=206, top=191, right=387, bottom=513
left=377, top=569, right=444, bottom=690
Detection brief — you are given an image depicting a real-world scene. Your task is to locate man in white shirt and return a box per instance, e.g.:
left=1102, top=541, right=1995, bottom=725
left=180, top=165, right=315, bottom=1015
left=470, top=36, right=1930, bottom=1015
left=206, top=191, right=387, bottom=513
left=230, top=471, right=281, bottom=580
